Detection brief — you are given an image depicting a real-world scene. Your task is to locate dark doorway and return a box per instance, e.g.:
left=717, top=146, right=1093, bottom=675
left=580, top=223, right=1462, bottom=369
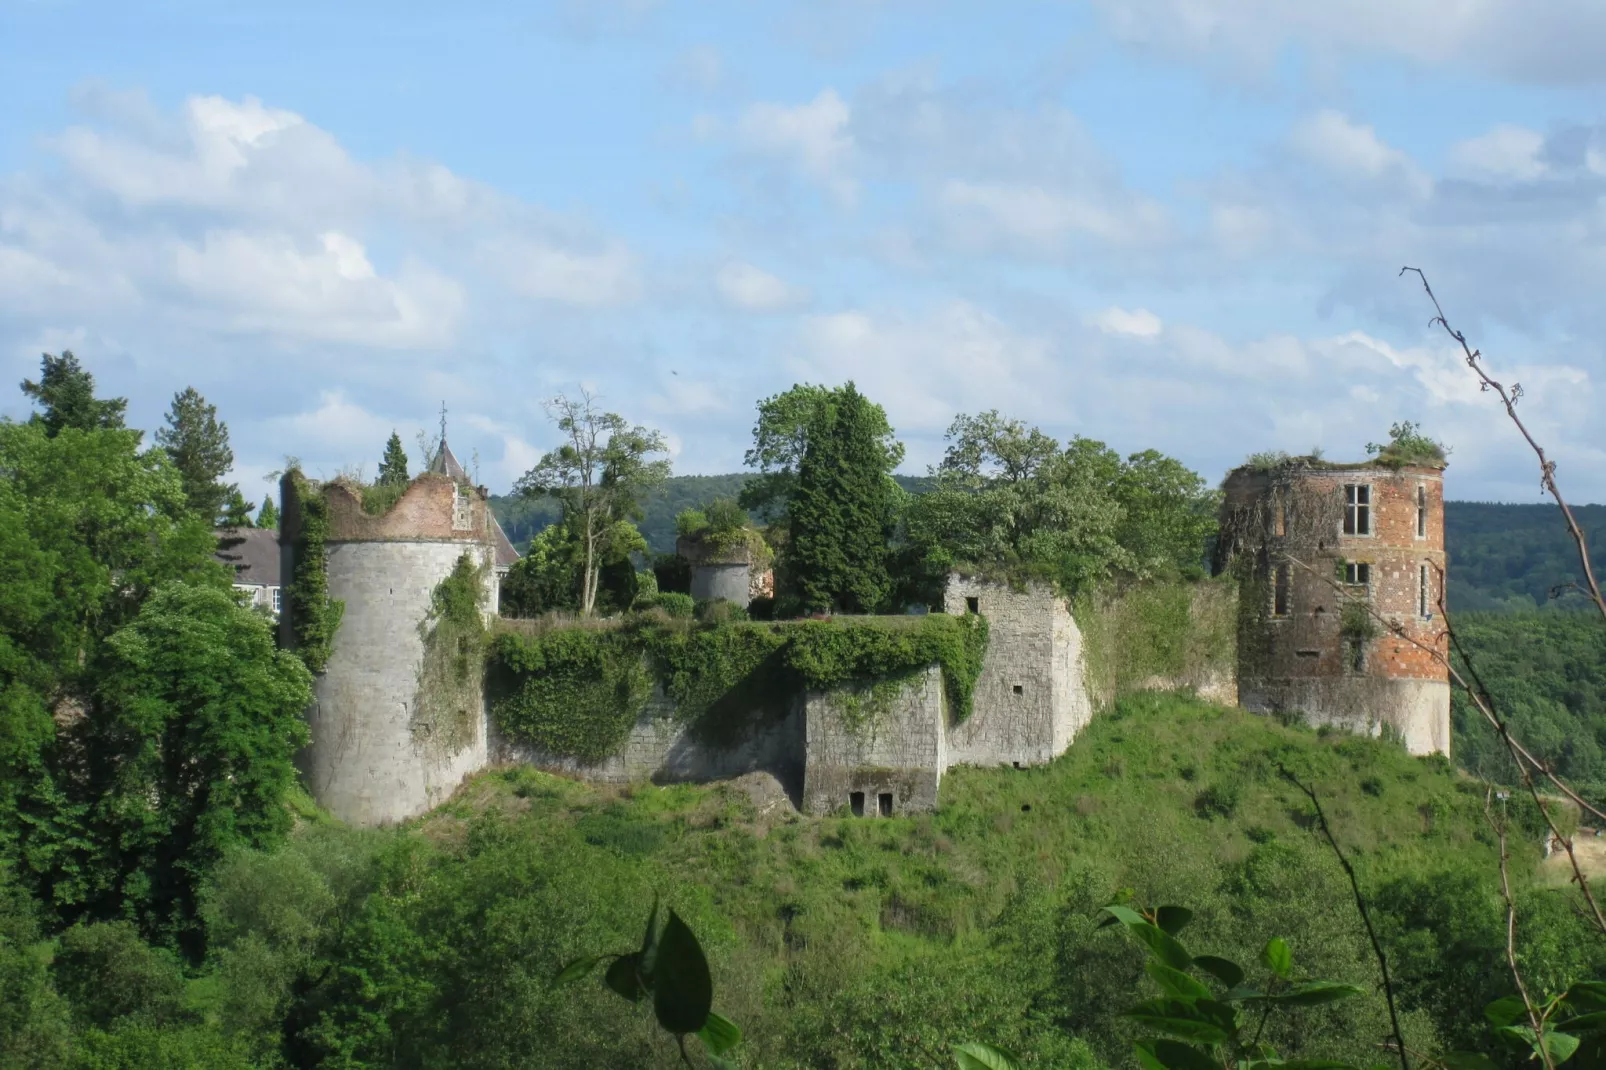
left=850, top=792, right=865, bottom=817
left=965, top=596, right=979, bottom=614
left=878, top=793, right=893, bottom=817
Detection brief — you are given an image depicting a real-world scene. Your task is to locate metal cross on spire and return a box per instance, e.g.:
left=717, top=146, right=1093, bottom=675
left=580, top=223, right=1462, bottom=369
left=439, top=400, right=448, bottom=446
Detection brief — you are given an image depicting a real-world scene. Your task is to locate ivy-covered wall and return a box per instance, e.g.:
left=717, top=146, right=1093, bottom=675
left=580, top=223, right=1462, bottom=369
left=281, top=470, right=344, bottom=674
left=486, top=612, right=988, bottom=764
left=1073, top=577, right=1238, bottom=710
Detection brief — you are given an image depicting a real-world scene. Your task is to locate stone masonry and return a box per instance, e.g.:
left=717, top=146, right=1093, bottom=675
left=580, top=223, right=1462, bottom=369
left=802, top=665, right=947, bottom=816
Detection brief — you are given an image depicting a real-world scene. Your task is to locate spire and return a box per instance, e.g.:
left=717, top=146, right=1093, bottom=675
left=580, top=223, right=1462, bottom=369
left=439, top=400, right=448, bottom=451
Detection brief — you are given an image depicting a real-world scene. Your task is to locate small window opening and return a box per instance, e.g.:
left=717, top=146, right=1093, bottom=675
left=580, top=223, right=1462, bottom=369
left=1271, top=493, right=1287, bottom=537
left=849, top=792, right=865, bottom=817
left=1272, top=563, right=1291, bottom=617
left=1415, top=485, right=1427, bottom=539
left=1296, top=649, right=1321, bottom=658
left=1012, top=684, right=1024, bottom=696
left=1419, top=563, right=1430, bottom=617
left=1344, top=562, right=1371, bottom=586
left=1345, top=638, right=1366, bottom=674
left=1012, top=761, right=1021, bottom=769
left=965, top=596, right=979, bottom=614
left=878, top=793, right=893, bottom=817
left=1343, top=484, right=1371, bottom=536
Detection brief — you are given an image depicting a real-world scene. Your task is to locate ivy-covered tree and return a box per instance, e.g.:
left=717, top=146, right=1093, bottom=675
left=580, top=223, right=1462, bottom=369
left=515, top=391, right=670, bottom=616
left=256, top=495, right=279, bottom=530
left=377, top=431, right=410, bottom=487
left=740, top=383, right=903, bottom=523
left=19, top=351, right=127, bottom=437
left=786, top=383, right=900, bottom=614
left=154, top=387, right=237, bottom=523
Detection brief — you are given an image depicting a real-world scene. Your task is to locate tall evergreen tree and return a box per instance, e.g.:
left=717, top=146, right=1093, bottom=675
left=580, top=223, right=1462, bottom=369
left=256, top=495, right=279, bottom=530
left=155, top=387, right=236, bottom=523
left=19, top=351, right=127, bottom=437
left=377, top=431, right=410, bottom=486
left=786, top=383, right=898, bottom=614
left=221, top=489, right=255, bottom=528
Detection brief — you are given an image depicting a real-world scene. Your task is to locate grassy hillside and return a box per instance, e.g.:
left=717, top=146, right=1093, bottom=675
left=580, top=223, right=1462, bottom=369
left=195, top=693, right=1603, bottom=1068
left=1445, top=501, right=1606, bottom=612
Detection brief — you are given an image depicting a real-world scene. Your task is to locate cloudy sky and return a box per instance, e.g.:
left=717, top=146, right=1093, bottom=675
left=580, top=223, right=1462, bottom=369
left=3, top=0, right=1605, bottom=505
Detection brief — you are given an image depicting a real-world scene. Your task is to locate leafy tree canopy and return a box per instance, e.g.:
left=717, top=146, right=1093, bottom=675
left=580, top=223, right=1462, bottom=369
left=740, top=383, right=903, bottom=522
left=154, top=387, right=236, bottom=523
left=19, top=351, right=127, bottom=438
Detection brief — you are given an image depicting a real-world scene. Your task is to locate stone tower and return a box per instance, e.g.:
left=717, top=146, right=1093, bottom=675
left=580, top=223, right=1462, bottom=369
left=280, top=442, right=519, bottom=827
left=1217, top=458, right=1449, bottom=755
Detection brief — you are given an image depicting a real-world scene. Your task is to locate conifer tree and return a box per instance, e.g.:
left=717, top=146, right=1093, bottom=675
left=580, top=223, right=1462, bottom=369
left=786, top=383, right=898, bottom=614
left=155, top=387, right=237, bottom=523
left=221, top=489, right=255, bottom=528
left=256, top=495, right=279, bottom=529
left=378, top=431, right=410, bottom=486
left=19, top=351, right=127, bottom=437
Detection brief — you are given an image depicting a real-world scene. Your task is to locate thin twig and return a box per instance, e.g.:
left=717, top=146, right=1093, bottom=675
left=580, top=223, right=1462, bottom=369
left=1485, top=787, right=1556, bottom=1070
left=1399, top=267, right=1606, bottom=623
left=1281, top=769, right=1409, bottom=1070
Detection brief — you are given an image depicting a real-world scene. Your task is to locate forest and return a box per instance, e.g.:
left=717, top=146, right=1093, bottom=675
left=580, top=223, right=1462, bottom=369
left=1, top=355, right=1604, bottom=1067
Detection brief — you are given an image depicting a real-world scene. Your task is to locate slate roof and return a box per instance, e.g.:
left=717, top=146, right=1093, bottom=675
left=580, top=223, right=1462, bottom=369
left=431, top=441, right=521, bottom=569
left=215, top=527, right=281, bottom=586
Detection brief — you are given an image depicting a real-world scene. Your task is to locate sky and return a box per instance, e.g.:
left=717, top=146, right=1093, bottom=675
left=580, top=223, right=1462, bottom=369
left=3, top=0, right=1606, bottom=506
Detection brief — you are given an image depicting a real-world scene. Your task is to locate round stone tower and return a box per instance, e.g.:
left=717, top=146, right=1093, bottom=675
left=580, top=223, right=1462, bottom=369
left=1217, top=458, right=1450, bottom=756
left=676, top=531, right=759, bottom=607
left=280, top=443, right=520, bottom=827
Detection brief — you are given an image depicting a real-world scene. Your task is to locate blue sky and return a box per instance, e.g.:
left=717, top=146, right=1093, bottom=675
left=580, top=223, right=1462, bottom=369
left=3, top=0, right=1605, bottom=505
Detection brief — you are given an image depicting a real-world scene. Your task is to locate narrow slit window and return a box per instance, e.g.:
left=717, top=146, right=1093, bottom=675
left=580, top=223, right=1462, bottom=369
left=1344, top=562, right=1371, bottom=586
left=1416, top=485, right=1427, bottom=539
left=965, top=596, right=979, bottom=614
left=1271, top=492, right=1286, bottom=536
left=1343, top=484, right=1371, bottom=535
left=1272, top=563, right=1291, bottom=617
left=1419, top=563, right=1430, bottom=617
left=1345, top=638, right=1365, bottom=674
left=878, top=793, right=893, bottom=817
left=849, top=792, right=865, bottom=817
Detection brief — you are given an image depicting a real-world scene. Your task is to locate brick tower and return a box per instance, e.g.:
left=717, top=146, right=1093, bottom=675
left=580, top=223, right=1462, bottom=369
left=1216, top=458, right=1450, bottom=755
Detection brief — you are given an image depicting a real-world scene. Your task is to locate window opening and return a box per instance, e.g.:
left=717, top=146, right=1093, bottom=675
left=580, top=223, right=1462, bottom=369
left=1419, top=564, right=1430, bottom=617
left=451, top=486, right=474, bottom=531
left=1272, top=492, right=1286, bottom=536
left=849, top=792, right=865, bottom=817
left=1343, top=484, right=1371, bottom=535
left=1344, top=562, right=1371, bottom=586
left=1273, top=563, right=1291, bottom=617
left=1012, top=684, right=1023, bottom=696
left=1344, top=638, right=1365, bottom=674
left=965, top=596, right=979, bottom=614
left=1416, top=485, right=1427, bottom=539
left=878, top=793, right=893, bottom=817
left=271, top=587, right=282, bottom=614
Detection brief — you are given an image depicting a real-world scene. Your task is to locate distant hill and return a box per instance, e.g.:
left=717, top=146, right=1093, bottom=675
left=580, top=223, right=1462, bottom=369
left=492, top=479, right=1605, bottom=611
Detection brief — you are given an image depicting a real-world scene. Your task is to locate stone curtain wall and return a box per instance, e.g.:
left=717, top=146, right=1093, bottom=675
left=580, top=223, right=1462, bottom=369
left=802, top=665, right=946, bottom=816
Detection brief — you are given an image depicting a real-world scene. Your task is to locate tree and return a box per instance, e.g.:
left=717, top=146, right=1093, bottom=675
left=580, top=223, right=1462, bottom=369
left=19, top=351, right=127, bottom=437
left=786, top=383, right=899, bottom=614
left=256, top=495, right=279, bottom=530
left=155, top=387, right=236, bottom=523
left=221, top=489, right=255, bottom=529
left=740, top=383, right=903, bottom=522
left=377, top=431, right=410, bottom=487
left=514, top=391, right=670, bottom=616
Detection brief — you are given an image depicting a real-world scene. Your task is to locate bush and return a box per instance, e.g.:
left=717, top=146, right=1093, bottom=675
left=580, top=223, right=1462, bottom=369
left=52, top=921, right=185, bottom=1030
left=695, top=598, right=749, bottom=624
left=654, top=592, right=696, bottom=619
left=631, top=569, right=660, bottom=610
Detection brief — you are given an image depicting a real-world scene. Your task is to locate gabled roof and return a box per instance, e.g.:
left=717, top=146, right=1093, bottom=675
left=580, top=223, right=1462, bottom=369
left=431, top=441, right=521, bottom=569
left=215, top=527, right=280, bottom=586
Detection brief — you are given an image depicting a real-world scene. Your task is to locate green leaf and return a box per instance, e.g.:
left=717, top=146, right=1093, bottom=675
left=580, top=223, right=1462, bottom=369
left=1155, top=906, right=1194, bottom=935
left=1439, top=1054, right=1499, bottom=1070
left=605, top=952, right=644, bottom=1002
left=953, top=1042, right=1024, bottom=1070
left=553, top=954, right=604, bottom=985
left=1133, top=1042, right=1166, bottom=1070
left=1140, top=1039, right=1220, bottom=1070
left=1260, top=937, right=1292, bottom=980
left=1104, top=906, right=1193, bottom=971
left=1547, top=1031, right=1582, bottom=1063
left=1259, top=982, right=1365, bottom=1008
left=1559, top=1010, right=1606, bottom=1033
left=1194, top=955, right=1245, bottom=989
left=707, top=1057, right=739, bottom=1070
left=1485, top=996, right=1528, bottom=1027
left=697, top=1012, right=742, bottom=1055
left=639, top=895, right=661, bottom=984
left=1146, top=961, right=1213, bottom=1001
left=1277, top=1061, right=1367, bottom=1070
left=1490, top=1024, right=1578, bottom=1062
left=652, top=910, right=714, bottom=1036
left=1123, top=998, right=1236, bottom=1044
left=1564, top=981, right=1606, bottom=1011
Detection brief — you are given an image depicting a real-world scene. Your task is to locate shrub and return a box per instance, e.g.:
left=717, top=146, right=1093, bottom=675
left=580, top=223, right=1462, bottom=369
left=696, top=598, right=749, bottom=624
left=654, top=592, right=696, bottom=619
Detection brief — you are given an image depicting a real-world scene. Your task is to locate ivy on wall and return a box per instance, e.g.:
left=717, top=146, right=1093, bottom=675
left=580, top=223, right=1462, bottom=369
left=1074, top=578, right=1237, bottom=709
left=286, top=471, right=345, bottom=674
left=413, top=553, right=490, bottom=757
left=487, top=612, right=989, bottom=761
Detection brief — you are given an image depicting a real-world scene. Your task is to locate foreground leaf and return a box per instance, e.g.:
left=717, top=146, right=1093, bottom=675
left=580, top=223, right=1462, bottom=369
left=553, top=954, right=604, bottom=986
left=605, top=952, right=644, bottom=1002
left=1135, top=1038, right=1218, bottom=1070
left=1124, top=998, right=1236, bottom=1044
left=1484, top=996, right=1527, bottom=1027
left=653, top=910, right=714, bottom=1036
left=1439, top=1054, right=1499, bottom=1070
left=1105, top=906, right=1193, bottom=971
left=1261, top=937, right=1292, bottom=980
left=953, top=1042, right=1023, bottom=1070
left=1258, top=982, right=1364, bottom=1008
left=1193, top=955, right=1245, bottom=989
left=1146, top=961, right=1212, bottom=1002
left=1155, top=906, right=1194, bottom=935
left=698, top=1012, right=742, bottom=1055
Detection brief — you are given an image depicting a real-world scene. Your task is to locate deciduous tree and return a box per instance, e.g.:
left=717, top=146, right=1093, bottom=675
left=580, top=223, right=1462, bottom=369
left=740, top=383, right=902, bottom=522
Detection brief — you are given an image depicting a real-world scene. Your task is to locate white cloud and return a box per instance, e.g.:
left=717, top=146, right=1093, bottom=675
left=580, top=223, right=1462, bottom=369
left=1290, top=110, right=1429, bottom=194
left=735, top=89, right=856, bottom=202
left=714, top=261, right=810, bottom=311
left=1450, top=124, right=1547, bottom=181
left=939, top=181, right=1170, bottom=252
left=1091, top=306, right=1163, bottom=338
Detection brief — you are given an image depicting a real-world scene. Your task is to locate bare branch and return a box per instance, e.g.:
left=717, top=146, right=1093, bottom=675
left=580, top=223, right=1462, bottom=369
left=1399, top=267, right=1606, bottom=623
left=1484, top=787, right=1556, bottom=1070
left=1281, top=769, right=1410, bottom=1070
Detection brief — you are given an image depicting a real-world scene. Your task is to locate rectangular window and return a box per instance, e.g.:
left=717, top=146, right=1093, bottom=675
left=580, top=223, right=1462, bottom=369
left=1419, top=564, right=1430, bottom=617
left=849, top=792, right=865, bottom=817
left=1415, top=485, right=1427, bottom=539
left=271, top=587, right=282, bottom=614
left=1272, top=563, right=1291, bottom=617
left=1345, top=638, right=1366, bottom=674
left=878, top=793, right=893, bottom=817
left=965, top=596, right=979, bottom=614
left=1271, top=492, right=1286, bottom=536
left=451, top=486, right=474, bottom=531
left=1343, top=484, right=1371, bottom=535
left=1344, top=562, right=1371, bottom=586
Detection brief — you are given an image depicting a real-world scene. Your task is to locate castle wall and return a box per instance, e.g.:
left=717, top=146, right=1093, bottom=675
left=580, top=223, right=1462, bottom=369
left=492, top=683, right=805, bottom=792
left=801, top=665, right=946, bottom=816
left=303, top=540, right=494, bottom=826
left=1240, top=677, right=1451, bottom=756
left=941, top=576, right=1092, bottom=767
left=691, top=562, right=752, bottom=606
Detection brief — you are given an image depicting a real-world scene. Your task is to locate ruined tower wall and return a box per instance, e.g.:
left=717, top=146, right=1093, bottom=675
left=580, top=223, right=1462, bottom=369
left=802, top=665, right=947, bottom=816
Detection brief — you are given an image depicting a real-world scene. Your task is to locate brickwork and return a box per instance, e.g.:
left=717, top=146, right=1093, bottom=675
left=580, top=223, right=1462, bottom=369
left=1220, top=461, right=1450, bottom=755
